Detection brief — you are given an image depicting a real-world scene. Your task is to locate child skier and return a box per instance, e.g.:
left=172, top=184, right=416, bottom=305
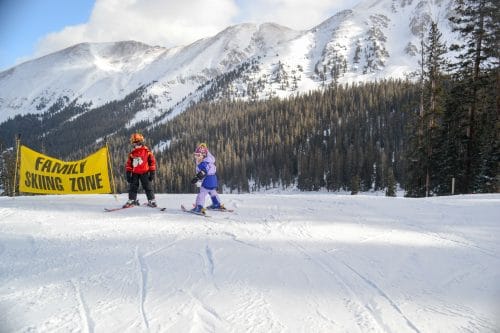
left=123, top=133, right=157, bottom=208
left=190, top=143, right=224, bottom=213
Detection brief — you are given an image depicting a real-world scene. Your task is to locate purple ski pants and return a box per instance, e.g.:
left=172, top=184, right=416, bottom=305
left=196, top=186, right=220, bottom=207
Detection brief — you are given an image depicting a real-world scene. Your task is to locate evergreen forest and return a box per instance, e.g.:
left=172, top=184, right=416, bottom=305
left=116, top=74, right=495, bottom=197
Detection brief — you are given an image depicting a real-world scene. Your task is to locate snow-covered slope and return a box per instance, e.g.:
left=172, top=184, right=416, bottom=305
left=0, top=41, right=167, bottom=122
left=0, top=0, right=455, bottom=125
left=0, top=193, right=499, bottom=332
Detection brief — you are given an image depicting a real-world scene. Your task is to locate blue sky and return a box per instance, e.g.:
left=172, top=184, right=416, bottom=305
left=0, top=0, right=94, bottom=70
left=0, top=0, right=357, bottom=71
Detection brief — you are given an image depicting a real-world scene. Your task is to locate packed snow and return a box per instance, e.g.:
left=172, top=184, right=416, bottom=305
left=1, top=192, right=499, bottom=332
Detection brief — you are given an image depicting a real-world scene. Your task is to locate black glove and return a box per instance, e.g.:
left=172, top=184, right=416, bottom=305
left=126, top=171, right=132, bottom=183
left=191, top=170, right=206, bottom=184
left=148, top=171, right=155, bottom=181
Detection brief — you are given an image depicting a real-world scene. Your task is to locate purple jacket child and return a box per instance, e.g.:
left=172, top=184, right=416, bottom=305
left=190, top=143, right=223, bottom=213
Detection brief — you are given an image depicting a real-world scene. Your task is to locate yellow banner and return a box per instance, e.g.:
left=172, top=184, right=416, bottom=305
left=19, top=145, right=111, bottom=194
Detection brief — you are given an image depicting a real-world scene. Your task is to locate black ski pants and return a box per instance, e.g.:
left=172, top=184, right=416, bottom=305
left=128, top=173, right=155, bottom=201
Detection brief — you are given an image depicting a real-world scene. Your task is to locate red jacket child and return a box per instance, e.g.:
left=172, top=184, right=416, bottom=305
left=126, top=144, right=156, bottom=174
left=123, top=133, right=157, bottom=208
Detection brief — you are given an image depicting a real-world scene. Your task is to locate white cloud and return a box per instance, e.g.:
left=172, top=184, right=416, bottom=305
left=240, top=0, right=354, bottom=30
left=36, top=25, right=88, bottom=56
left=34, top=0, right=358, bottom=58
left=35, top=0, right=239, bottom=57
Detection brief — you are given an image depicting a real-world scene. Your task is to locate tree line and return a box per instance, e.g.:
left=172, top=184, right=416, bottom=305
left=138, top=80, right=416, bottom=195
left=405, top=0, right=498, bottom=196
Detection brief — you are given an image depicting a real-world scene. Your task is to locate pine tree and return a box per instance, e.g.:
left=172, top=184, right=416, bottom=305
left=405, top=25, right=432, bottom=197
left=385, top=167, right=397, bottom=197
left=0, top=140, right=18, bottom=196
left=448, top=0, right=499, bottom=192
left=423, top=22, right=448, bottom=195
left=351, top=175, right=360, bottom=195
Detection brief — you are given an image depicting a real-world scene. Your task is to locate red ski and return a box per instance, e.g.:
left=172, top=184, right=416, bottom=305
left=104, top=205, right=136, bottom=212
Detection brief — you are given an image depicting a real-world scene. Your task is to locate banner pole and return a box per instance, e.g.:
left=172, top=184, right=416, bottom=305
left=12, top=134, right=21, bottom=197
left=105, top=139, right=118, bottom=200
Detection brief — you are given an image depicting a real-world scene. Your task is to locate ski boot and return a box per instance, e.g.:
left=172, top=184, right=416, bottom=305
left=123, top=199, right=139, bottom=208
left=207, top=203, right=225, bottom=210
left=147, top=199, right=157, bottom=208
left=207, top=196, right=223, bottom=210
left=191, top=205, right=206, bottom=215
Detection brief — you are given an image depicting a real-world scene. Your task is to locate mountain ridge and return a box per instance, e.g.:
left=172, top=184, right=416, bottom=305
left=0, top=0, right=455, bottom=126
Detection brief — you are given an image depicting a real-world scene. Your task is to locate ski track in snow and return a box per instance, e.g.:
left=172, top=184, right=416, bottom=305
left=288, top=239, right=387, bottom=332
left=135, top=246, right=149, bottom=331
left=224, top=282, right=285, bottom=332
left=189, top=291, right=226, bottom=333
left=204, top=245, right=215, bottom=279
left=0, top=193, right=499, bottom=332
left=340, top=259, right=421, bottom=333
left=71, top=278, right=93, bottom=333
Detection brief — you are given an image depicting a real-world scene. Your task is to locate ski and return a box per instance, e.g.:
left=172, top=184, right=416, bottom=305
left=141, top=203, right=166, bottom=211
left=181, top=205, right=210, bottom=217
left=104, top=205, right=136, bottom=212
left=104, top=204, right=165, bottom=212
left=206, top=206, right=234, bottom=213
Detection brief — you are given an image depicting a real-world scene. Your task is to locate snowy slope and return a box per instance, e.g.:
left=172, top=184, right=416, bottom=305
left=0, top=0, right=455, bottom=125
left=0, top=41, right=167, bottom=123
left=1, top=193, right=499, bottom=332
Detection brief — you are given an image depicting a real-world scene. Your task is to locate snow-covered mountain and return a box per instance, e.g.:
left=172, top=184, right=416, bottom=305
left=0, top=0, right=455, bottom=125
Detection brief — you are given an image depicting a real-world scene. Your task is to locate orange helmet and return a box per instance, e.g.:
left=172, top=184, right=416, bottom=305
left=130, top=133, right=144, bottom=144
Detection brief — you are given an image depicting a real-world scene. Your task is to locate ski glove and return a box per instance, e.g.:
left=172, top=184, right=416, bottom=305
left=126, top=171, right=132, bottom=183
left=191, top=170, right=206, bottom=184
left=148, top=171, right=155, bottom=181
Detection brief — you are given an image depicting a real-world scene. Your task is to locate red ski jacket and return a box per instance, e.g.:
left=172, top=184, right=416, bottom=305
left=125, top=145, right=156, bottom=174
